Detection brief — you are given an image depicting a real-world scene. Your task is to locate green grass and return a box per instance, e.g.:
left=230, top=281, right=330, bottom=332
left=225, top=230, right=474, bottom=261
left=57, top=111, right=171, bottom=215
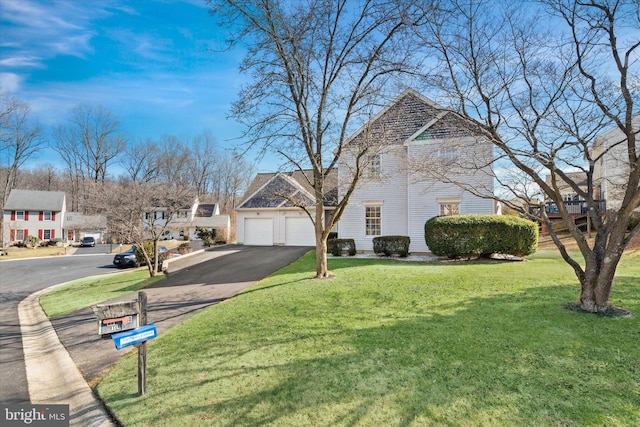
left=95, top=249, right=640, bottom=426
left=40, top=270, right=164, bottom=317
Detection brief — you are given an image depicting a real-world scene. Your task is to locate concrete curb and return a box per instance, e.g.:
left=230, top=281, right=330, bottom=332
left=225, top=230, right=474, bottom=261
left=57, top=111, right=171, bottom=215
left=18, top=287, right=115, bottom=427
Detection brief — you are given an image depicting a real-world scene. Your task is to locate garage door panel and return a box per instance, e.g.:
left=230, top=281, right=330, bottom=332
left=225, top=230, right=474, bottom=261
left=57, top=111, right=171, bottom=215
left=285, top=217, right=315, bottom=246
left=245, top=218, right=273, bottom=245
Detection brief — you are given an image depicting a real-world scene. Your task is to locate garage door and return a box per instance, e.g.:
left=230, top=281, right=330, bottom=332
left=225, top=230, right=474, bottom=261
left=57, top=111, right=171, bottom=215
left=285, top=217, right=315, bottom=246
left=244, top=218, right=273, bottom=245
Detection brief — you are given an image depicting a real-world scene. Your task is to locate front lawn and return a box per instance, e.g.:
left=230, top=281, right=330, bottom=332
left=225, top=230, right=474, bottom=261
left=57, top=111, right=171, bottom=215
left=96, top=249, right=640, bottom=426
left=40, top=270, right=163, bottom=318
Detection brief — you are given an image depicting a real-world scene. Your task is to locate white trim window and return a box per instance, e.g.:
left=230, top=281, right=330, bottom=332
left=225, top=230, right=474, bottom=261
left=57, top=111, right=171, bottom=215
left=16, top=211, right=25, bottom=220
left=16, top=229, right=25, bottom=240
left=438, top=146, right=459, bottom=166
left=43, top=229, right=52, bottom=240
left=43, top=211, right=52, bottom=221
left=438, top=197, right=462, bottom=216
left=440, top=203, right=460, bottom=216
left=366, top=153, right=381, bottom=177
left=365, top=204, right=382, bottom=236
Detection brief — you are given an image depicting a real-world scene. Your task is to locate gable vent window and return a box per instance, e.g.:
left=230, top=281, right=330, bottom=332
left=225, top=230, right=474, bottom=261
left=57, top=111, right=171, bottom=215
left=368, top=154, right=381, bottom=177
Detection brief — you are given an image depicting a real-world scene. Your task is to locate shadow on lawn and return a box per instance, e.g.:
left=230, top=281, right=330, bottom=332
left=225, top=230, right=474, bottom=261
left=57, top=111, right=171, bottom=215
left=105, top=282, right=639, bottom=426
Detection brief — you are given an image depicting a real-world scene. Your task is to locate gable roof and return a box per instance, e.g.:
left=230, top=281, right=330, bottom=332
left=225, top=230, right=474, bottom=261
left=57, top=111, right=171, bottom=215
left=195, top=203, right=219, bottom=217
left=347, top=88, right=484, bottom=146
left=239, top=169, right=338, bottom=209
left=4, top=189, right=66, bottom=211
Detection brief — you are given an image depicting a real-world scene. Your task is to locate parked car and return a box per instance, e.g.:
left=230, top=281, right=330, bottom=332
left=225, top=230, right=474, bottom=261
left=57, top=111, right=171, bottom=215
left=113, top=245, right=169, bottom=269
left=80, top=236, right=96, bottom=247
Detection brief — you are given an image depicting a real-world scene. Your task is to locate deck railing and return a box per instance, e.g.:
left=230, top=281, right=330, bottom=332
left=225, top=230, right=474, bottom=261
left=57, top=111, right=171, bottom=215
left=529, top=200, right=607, bottom=217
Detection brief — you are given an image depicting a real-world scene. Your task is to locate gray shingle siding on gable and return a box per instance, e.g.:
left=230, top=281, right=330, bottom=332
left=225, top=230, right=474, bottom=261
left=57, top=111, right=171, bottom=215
left=240, top=175, right=305, bottom=208
left=415, top=112, right=483, bottom=140
left=4, top=189, right=65, bottom=211
left=239, top=169, right=338, bottom=209
left=349, top=92, right=441, bottom=146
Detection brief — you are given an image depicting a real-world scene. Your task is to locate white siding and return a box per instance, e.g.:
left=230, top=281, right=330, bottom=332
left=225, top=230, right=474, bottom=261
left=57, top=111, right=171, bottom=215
left=407, top=140, right=494, bottom=253
left=338, top=147, right=409, bottom=252
left=338, top=138, right=495, bottom=254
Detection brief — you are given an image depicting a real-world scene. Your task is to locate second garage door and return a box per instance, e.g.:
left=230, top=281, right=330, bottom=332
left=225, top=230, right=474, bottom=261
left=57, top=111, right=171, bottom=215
left=244, top=218, right=274, bottom=245
left=285, top=217, right=315, bottom=246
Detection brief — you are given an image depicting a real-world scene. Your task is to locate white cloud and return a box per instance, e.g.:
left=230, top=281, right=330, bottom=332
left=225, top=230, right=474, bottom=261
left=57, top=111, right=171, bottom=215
left=0, top=73, right=22, bottom=92
left=0, top=56, right=43, bottom=68
left=0, top=0, right=106, bottom=66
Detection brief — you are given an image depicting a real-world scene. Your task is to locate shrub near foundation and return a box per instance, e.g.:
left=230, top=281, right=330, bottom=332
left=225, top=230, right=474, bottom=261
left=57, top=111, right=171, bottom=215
left=327, top=238, right=356, bottom=256
left=373, top=235, right=411, bottom=257
left=424, top=214, right=538, bottom=258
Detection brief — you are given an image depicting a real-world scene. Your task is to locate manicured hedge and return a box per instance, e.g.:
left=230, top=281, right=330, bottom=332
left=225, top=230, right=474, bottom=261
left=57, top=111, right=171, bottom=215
left=373, top=235, right=411, bottom=257
left=424, top=214, right=538, bottom=258
left=328, top=238, right=356, bottom=256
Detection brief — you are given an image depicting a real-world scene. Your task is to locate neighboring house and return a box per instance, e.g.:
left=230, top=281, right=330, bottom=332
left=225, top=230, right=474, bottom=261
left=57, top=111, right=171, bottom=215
left=592, top=114, right=640, bottom=212
left=337, top=89, right=495, bottom=253
left=144, top=199, right=231, bottom=243
left=236, top=170, right=338, bottom=246
left=63, top=212, right=107, bottom=243
left=2, top=189, right=107, bottom=246
left=3, top=189, right=66, bottom=246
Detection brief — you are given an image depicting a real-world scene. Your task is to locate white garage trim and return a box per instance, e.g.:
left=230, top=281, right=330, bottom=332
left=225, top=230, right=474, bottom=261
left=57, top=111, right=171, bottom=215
left=244, top=218, right=274, bottom=245
left=285, top=216, right=315, bottom=246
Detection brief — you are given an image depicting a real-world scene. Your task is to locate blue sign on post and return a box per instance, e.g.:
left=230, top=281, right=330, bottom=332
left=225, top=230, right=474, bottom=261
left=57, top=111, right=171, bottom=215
left=112, top=324, right=158, bottom=350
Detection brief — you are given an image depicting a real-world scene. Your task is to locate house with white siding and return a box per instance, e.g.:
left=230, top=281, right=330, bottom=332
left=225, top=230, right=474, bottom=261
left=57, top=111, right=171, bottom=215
left=236, top=170, right=337, bottom=246
left=237, top=89, right=494, bottom=251
left=144, top=199, right=231, bottom=243
left=592, top=114, right=640, bottom=212
left=337, top=89, right=495, bottom=253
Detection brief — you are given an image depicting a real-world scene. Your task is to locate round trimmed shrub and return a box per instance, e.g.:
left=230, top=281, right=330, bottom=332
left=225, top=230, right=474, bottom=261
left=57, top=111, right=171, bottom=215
left=424, top=214, right=538, bottom=258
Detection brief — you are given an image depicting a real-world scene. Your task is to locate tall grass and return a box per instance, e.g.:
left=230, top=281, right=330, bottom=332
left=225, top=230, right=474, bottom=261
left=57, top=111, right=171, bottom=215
left=96, top=250, right=640, bottom=426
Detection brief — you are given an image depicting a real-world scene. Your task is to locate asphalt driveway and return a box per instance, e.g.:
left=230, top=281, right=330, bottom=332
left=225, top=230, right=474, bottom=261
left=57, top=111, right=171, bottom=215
left=49, top=245, right=312, bottom=383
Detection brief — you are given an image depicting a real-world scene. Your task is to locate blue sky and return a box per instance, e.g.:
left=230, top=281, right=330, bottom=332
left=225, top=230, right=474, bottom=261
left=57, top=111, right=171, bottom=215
left=0, top=0, right=260, bottom=171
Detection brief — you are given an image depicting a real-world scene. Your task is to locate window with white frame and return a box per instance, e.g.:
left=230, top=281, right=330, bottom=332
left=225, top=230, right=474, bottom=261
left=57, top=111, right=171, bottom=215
left=438, top=146, right=459, bottom=166
left=440, top=203, right=460, bottom=216
left=438, top=197, right=461, bottom=216
left=16, top=229, right=25, bottom=240
left=43, top=229, right=51, bottom=240
left=16, top=211, right=25, bottom=220
left=43, top=211, right=52, bottom=221
left=367, top=154, right=381, bottom=177
left=365, top=205, right=381, bottom=236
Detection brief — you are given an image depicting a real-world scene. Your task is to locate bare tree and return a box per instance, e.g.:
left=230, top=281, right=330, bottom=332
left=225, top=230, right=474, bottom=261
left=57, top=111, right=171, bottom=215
left=210, top=0, right=428, bottom=277
left=95, top=179, right=196, bottom=277
left=121, top=139, right=162, bottom=183
left=55, top=104, right=125, bottom=182
left=217, top=151, right=254, bottom=213
left=0, top=92, right=43, bottom=205
left=190, top=130, right=219, bottom=197
left=415, top=0, right=639, bottom=313
left=54, top=104, right=125, bottom=211
left=155, top=135, right=193, bottom=187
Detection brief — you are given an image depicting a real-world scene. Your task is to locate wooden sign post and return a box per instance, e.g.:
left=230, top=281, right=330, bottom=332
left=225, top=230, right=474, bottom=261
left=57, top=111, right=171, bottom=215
left=137, top=291, right=147, bottom=396
left=96, top=291, right=156, bottom=396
